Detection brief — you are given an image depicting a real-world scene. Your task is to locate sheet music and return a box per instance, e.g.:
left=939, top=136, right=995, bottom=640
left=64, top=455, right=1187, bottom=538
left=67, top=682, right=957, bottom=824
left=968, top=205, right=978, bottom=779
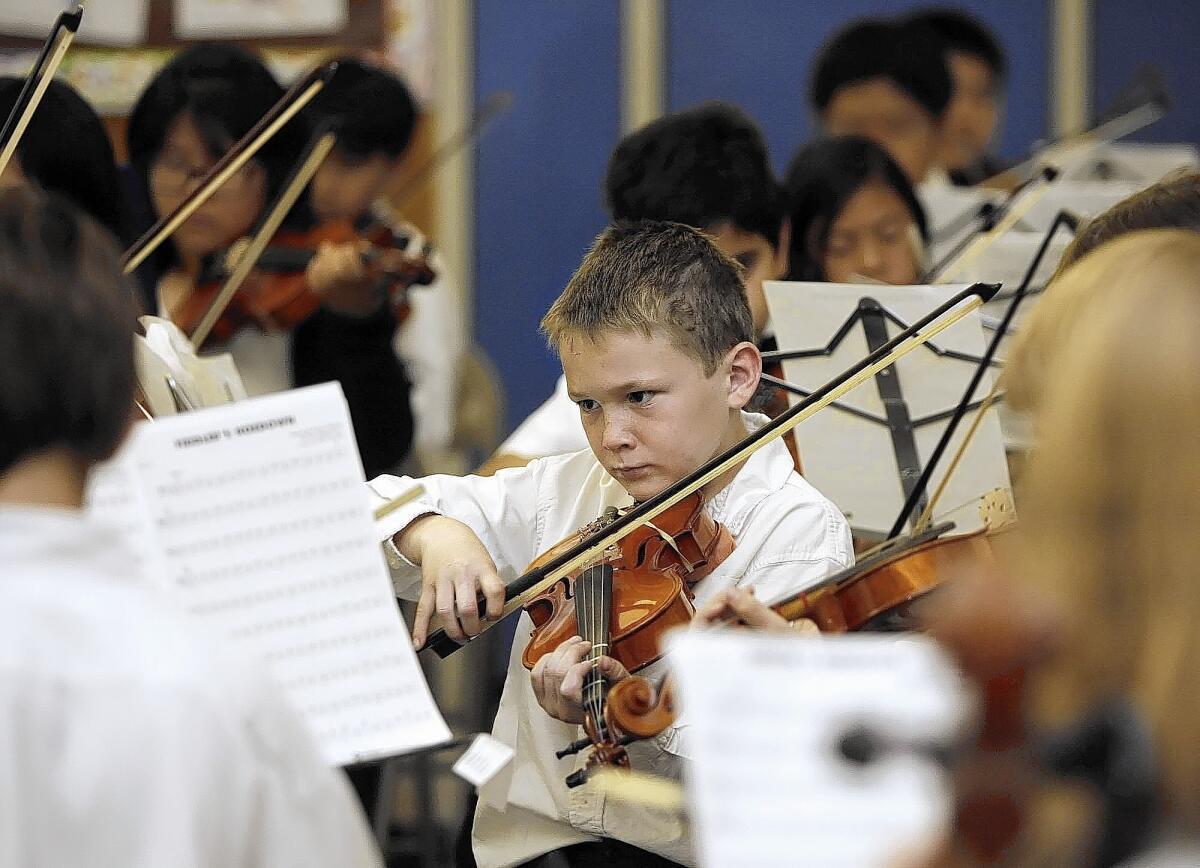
left=669, top=633, right=967, bottom=868
left=88, top=383, right=449, bottom=766
left=765, top=281, right=1011, bottom=535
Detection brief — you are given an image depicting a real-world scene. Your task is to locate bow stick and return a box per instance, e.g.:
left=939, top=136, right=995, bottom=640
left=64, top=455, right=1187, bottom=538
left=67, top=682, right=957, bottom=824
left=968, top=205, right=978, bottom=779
left=0, top=5, right=84, bottom=180
left=421, top=282, right=1001, bottom=657
left=187, top=121, right=339, bottom=347
left=121, top=61, right=338, bottom=275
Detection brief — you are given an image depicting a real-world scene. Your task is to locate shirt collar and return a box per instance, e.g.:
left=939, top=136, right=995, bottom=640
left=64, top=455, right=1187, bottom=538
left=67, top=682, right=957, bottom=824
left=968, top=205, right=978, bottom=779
left=0, top=506, right=136, bottom=579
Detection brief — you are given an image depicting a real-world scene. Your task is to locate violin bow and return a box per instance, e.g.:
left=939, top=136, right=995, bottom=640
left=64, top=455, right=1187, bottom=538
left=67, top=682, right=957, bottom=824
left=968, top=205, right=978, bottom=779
left=931, top=167, right=1059, bottom=284
left=985, top=67, right=1169, bottom=190
left=0, top=5, right=84, bottom=180
left=121, top=61, right=338, bottom=276
left=386, top=90, right=514, bottom=208
left=187, top=120, right=339, bottom=347
left=422, top=282, right=1001, bottom=658
left=887, top=209, right=1081, bottom=541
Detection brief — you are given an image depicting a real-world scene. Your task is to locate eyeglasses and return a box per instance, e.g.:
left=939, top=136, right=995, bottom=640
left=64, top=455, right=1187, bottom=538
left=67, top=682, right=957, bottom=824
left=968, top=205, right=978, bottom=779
left=149, top=154, right=257, bottom=204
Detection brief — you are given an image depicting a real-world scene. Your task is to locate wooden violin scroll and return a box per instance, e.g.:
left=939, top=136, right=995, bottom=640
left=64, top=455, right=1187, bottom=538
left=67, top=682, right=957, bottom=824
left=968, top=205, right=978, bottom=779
left=606, top=676, right=677, bottom=740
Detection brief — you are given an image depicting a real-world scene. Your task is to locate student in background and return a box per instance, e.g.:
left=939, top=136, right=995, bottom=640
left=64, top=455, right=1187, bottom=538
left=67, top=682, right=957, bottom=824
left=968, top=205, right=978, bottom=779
left=0, top=77, right=125, bottom=240
left=809, top=17, right=952, bottom=186
left=125, top=43, right=414, bottom=476
left=0, top=186, right=380, bottom=867
left=784, top=135, right=928, bottom=284
left=306, top=56, right=466, bottom=471
left=483, top=102, right=789, bottom=471
left=907, top=8, right=1008, bottom=186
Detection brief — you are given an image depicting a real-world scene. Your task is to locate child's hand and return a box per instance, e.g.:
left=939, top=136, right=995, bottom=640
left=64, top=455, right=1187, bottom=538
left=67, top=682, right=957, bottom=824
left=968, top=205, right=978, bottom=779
left=693, top=587, right=816, bottom=634
left=305, top=240, right=383, bottom=316
left=396, top=515, right=506, bottom=649
left=530, top=637, right=630, bottom=724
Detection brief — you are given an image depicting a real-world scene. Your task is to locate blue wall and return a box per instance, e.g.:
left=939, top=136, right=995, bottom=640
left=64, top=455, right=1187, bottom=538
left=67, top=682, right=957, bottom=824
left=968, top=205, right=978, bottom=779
left=474, top=2, right=621, bottom=431
left=1093, top=0, right=1200, bottom=145
left=666, top=0, right=1049, bottom=175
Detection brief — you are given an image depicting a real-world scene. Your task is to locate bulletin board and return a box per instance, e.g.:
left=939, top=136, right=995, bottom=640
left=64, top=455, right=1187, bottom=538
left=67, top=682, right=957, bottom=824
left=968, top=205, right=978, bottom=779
left=0, top=0, right=438, bottom=232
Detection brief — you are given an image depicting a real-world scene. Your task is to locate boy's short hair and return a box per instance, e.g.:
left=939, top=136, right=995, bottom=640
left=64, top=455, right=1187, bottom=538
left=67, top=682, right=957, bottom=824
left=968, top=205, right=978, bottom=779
left=811, top=19, right=952, bottom=121
left=605, top=102, right=785, bottom=247
left=0, top=187, right=137, bottom=475
left=308, top=57, right=418, bottom=161
left=1059, top=172, right=1200, bottom=270
left=541, top=220, right=752, bottom=375
left=907, top=8, right=1007, bottom=84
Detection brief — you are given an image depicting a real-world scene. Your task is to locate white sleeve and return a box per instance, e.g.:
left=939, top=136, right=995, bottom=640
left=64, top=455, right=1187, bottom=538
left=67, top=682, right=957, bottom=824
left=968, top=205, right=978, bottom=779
left=368, top=461, right=547, bottom=600
left=393, top=258, right=465, bottom=454
left=498, top=375, right=588, bottom=459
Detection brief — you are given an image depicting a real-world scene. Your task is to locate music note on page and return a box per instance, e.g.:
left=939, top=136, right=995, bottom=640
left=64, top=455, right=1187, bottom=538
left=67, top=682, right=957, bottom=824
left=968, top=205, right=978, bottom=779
left=103, top=382, right=449, bottom=767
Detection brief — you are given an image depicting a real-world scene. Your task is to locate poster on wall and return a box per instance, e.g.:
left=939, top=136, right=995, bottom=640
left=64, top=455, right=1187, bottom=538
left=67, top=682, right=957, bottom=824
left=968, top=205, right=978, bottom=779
left=174, top=0, right=348, bottom=39
left=0, top=0, right=150, bottom=46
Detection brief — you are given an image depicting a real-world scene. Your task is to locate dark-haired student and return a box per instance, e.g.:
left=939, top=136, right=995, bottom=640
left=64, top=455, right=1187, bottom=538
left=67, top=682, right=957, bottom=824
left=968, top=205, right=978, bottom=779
left=0, top=185, right=380, bottom=867
left=0, top=76, right=125, bottom=239
left=810, top=18, right=952, bottom=186
left=126, top=43, right=414, bottom=476
left=482, top=102, right=790, bottom=471
left=784, top=135, right=927, bottom=285
left=907, top=8, right=1008, bottom=186
left=307, top=56, right=466, bottom=470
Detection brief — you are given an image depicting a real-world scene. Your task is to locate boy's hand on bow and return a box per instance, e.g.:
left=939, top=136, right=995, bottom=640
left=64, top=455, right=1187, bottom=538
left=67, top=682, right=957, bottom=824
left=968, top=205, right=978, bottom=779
left=396, top=515, right=506, bottom=649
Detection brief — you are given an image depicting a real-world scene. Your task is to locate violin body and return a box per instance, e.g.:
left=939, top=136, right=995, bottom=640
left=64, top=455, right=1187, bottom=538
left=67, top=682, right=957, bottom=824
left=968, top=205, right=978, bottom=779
left=605, top=520, right=1012, bottom=754
left=521, top=491, right=734, bottom=673
left=790, top=527, right=998, bottom=633
left=172, top=219, right=437, bottom=348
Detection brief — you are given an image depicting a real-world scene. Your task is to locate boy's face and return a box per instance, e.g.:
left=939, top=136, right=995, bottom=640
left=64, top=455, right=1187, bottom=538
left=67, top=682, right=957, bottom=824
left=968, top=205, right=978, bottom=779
left=311, top=151, right=401, bottom=223
left=940, top=52, right=999, bottom=173
left=561, top=328, right=760, bottom=502
left=704, top=221, right=787, bottom=337
left=823, top=79, right=941, bottom=185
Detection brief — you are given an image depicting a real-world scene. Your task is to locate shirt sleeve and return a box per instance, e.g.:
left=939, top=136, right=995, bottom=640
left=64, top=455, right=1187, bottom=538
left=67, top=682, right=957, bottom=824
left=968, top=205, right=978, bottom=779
left=368, top=462, right=547, bottom=599
left=497, top=375, right=589, bottom=459
left=393, top=252, right=465, bottom=454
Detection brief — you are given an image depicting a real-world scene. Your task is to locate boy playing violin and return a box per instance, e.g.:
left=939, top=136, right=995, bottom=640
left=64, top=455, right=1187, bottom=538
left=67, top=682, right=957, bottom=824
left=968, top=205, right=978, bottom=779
left=370, top=221, right=851, bottom=867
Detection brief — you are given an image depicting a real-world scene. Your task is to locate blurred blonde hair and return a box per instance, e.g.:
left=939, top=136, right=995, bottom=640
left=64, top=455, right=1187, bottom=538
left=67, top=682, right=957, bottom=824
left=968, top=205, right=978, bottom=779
left=1013, top=229, right=1200, bottom=832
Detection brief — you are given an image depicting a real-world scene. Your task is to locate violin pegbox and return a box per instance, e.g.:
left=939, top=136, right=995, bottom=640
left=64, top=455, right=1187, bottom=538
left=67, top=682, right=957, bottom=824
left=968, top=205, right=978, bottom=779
left=978, top=487, right=1017, bottom=531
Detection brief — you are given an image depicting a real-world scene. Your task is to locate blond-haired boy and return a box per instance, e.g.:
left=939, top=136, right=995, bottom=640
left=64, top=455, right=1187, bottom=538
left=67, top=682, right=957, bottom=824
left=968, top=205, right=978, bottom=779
left=371, top=221, right=851, bottom=867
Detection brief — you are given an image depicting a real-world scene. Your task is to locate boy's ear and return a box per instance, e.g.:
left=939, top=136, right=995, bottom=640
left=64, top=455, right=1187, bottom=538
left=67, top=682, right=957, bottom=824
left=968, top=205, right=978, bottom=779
left=725, top=341, right=762, bottom=410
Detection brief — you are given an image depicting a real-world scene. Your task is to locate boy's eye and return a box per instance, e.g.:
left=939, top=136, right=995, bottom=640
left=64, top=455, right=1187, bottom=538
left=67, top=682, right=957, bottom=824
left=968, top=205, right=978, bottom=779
left=627, top=390, right=655, bottom=406
left=576, top=399, right=599, bottom=413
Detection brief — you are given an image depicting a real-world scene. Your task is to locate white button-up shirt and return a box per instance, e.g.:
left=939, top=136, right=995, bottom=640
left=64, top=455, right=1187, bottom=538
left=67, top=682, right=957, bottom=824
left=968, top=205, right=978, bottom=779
left=370, top=413, right=852, bottom=867
left=0, top=507, right=382, bottom=868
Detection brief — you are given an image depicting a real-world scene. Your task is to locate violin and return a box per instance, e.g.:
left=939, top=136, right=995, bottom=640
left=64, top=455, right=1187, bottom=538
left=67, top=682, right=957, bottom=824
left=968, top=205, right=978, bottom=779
left=170, top=218, right=437, bottom=347
left=520, top=491, right=733, bottom=785
left=600, top=491, right=1017, bottom=767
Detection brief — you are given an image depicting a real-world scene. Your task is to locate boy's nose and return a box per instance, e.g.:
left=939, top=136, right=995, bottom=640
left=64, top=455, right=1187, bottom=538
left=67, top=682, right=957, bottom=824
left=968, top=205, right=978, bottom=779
left=602, top=415, right=635, bottom=452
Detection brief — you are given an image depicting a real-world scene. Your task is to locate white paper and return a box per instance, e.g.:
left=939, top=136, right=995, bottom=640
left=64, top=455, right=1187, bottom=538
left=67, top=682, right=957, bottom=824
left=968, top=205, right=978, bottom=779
left=86, top=383, right=449, bottom=766
left=452, top=734, right=515, bottom=788
left=765, top=282, right=1011, bottom=535
left=669, top=632, right=967, bottom=868
left=174, top=0, right=347, bottom=39
left=0, top=1, right=149, bottom=46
